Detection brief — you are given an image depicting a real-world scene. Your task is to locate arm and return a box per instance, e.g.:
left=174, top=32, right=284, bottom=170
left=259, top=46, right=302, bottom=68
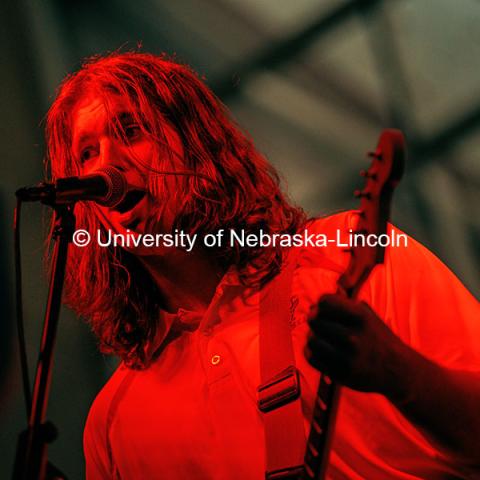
left=305, top=293, right=480, bottom=467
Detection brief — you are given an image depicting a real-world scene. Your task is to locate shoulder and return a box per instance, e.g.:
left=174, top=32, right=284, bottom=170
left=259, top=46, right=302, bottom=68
left=308, top=209, right=357, bottom=231
left=294, top=210, right=357, bottom=274
left=306, top=209, right=479, bottom=315
left=287, top=211, right=357, bottom=329
left=299, top=209, right=475, bottom=293
left=85, top=363, right=132, bottom=432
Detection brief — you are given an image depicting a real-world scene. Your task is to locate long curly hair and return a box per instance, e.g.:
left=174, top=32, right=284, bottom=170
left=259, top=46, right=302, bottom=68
left=45, top=52, right=306, bottom=368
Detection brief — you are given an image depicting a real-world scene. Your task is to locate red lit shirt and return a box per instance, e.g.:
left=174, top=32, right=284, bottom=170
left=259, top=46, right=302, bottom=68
left=84, top=212, right=480, bottom=479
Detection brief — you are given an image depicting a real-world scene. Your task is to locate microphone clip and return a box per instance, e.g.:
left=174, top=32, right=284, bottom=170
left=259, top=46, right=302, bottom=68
left=15, top=182, right=58, bottom=206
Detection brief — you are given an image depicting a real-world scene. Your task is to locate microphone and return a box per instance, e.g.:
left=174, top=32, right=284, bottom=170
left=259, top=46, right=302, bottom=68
left=16, top=167, right=128, bottom=207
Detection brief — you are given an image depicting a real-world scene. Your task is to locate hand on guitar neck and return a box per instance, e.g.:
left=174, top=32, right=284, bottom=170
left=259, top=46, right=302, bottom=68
left=304, top=289, right=480, bottom=472
left=304, top=293, right=415, bottom=399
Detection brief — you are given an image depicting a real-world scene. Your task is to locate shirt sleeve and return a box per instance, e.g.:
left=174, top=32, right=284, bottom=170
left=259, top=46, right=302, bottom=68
left=84, top=364, right=130, bottom=480
left=84, top=394, right=111, bottom=480
left=361, top=220, right=480, bottom=371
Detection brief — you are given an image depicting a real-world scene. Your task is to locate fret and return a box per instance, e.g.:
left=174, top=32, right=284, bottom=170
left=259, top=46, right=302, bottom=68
left=311, top=419, right=322, bottom=435
left=307, top=442, right=319, bottom=458
left=316, top=396, right=327, bottom=411
left=304, top=463, right=315, bottom=479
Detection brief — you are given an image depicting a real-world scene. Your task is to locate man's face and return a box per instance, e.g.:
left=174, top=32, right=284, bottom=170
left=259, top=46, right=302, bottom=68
left=70, top=92, right=184, bottom=252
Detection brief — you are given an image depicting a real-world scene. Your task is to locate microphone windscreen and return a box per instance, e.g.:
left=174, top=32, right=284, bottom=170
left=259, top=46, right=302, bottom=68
left=98, top=167, right=128, bottom=207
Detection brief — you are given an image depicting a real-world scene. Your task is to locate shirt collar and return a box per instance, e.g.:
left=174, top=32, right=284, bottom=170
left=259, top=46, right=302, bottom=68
left=146, top=264, right=242, bottom=359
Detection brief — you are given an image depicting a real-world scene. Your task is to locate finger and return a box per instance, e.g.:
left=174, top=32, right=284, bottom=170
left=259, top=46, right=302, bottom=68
left=304, top=334, right=349, bottom=378
left=359, top=300, right=380, bottom=318
left=316, top=294, right=364, bottom=328
left=308, top=320, right=356, bottom=354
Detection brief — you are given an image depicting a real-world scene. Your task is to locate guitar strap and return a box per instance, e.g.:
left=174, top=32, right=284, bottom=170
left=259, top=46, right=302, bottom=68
left=258, top=248, right=305, bottom=480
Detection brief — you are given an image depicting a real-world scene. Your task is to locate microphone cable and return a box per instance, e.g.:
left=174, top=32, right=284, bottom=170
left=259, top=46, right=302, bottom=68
left=14, top=198, right=32, bottom=419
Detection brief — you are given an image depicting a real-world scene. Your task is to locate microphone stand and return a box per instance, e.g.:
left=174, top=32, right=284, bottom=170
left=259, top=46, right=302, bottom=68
left=13, top=202, right=74, bottom=480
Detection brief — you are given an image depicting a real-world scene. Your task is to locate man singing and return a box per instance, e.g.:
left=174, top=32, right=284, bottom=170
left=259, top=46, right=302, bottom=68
left=45, top=52, right=480, bottom=479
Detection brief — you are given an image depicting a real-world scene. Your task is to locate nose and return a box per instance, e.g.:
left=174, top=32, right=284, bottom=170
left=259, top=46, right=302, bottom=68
left=91, top=137, right=144, bottom=191
left=97, top=137, right=125, bottom=171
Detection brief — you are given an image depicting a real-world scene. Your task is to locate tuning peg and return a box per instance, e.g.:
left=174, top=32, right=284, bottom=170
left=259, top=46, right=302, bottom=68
left=360, top=169, right=377, bottom=180
left=354, top=189, right=371, bottom=199
left=367, top=150, right=382, bottom=160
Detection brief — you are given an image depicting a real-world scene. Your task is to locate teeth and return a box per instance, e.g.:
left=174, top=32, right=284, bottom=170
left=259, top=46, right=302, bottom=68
left=114, top=190, right=146, bottom=214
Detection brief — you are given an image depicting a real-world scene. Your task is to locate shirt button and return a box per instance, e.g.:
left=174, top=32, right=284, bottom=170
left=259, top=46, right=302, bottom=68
left=211, top=354, right=221, bottom=365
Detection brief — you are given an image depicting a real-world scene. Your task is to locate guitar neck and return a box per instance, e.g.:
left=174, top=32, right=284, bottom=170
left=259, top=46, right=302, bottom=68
left=304, top=375, right=340, bottom=479
left=304, top=280, right=355, bottom=480
left=302, top=130, right=406, bottom=479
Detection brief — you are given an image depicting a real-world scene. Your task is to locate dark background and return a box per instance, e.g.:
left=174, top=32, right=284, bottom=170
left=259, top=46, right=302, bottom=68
left=1, top=0, right=479, bottom=478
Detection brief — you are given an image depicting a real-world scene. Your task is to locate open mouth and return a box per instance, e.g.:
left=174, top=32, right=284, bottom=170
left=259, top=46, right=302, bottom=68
left=113, top=189, right=146, bottom=214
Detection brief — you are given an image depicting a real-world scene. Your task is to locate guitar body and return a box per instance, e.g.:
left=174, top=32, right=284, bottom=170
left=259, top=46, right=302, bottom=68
left=303, top=129, right=406, bottom=479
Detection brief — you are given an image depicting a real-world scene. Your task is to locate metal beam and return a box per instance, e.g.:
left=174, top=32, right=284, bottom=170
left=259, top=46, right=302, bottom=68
left=359, top=0, right=417, bottom=139
left=213, top=0, right=381, bottom=99
left=414, top=104, right=480, bottom=161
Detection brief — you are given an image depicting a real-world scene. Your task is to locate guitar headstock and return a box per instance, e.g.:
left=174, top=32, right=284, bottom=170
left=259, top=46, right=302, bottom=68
left=338, top=129, right=406, bottom=298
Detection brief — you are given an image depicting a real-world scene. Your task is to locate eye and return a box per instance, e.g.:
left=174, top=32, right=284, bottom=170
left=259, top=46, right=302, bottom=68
left=80, top=146, right=98, bottom=164
left=123, top=124, right=142, bottom=141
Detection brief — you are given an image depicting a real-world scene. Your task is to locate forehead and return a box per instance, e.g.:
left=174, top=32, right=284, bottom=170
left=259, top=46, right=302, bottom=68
left=71, top=92, right=133, bottom=144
